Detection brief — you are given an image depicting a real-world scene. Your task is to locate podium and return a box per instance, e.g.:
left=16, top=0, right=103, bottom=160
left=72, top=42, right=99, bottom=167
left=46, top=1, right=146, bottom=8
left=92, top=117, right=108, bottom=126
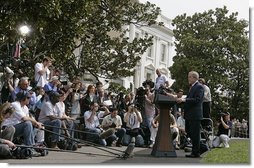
left=151, top=94, right=177, bottom=157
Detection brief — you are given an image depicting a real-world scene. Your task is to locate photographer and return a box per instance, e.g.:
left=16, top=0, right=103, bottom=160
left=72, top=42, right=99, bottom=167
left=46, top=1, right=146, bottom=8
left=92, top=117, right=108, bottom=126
left=122, top=103, right=144, bottom=147
left=83, top=102, right=106, bottom=146
left=212, top=112, right=232, bottom=148
left=101, top=108, right=126, bottom=147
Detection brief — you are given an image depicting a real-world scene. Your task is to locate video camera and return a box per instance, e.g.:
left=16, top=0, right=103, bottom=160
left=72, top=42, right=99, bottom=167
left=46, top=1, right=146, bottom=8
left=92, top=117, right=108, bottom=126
left=219, top=112, right=230, bottom=117
left=142, top=79, right=154, bottom=89
left=157, top=85, right=174, bottom=95
left=135, top=87, right=146, bottom=97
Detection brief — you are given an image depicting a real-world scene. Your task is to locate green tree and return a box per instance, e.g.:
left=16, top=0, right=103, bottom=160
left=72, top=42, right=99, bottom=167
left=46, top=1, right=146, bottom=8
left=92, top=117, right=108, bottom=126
left=169, top=6, right=249, bottom=120
left=0, top=0, right=160, bottom=81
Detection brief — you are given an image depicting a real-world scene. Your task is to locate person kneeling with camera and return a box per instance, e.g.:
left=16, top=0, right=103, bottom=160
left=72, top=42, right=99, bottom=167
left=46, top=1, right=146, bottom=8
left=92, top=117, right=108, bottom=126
left=212, top=112, right=232, bottom=148
left=122, top=104, right=144, bottom=147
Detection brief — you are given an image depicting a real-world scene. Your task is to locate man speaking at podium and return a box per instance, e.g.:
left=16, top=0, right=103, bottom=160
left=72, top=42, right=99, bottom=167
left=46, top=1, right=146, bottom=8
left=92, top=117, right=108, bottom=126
left=176, top=71, right=204, bottom=158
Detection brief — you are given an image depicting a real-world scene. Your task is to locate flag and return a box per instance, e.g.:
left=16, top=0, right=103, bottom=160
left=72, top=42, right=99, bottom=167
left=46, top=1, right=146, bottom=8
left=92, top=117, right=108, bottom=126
left=13, top=40, right=21, bottom=58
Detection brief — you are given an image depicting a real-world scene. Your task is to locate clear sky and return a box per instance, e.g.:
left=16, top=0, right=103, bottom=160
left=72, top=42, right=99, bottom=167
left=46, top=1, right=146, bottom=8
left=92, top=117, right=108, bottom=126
left=139, top=0, right=249, bottom=21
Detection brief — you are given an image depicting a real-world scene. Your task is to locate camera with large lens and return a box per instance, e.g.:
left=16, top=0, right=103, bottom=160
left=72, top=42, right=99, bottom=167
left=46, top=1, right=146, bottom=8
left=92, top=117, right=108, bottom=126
left=142, top=79, right=154, bottom=89
left=136, top=87, right=146, bottom=97
left=157, top=85, right=173, bottom=95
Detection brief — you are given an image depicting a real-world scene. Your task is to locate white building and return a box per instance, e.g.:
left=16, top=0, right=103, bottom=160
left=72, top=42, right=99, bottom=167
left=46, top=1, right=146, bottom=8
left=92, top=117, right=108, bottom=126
left=117, top=14, right=175, bottom=90
left=73, top=8, right=175, bottom=91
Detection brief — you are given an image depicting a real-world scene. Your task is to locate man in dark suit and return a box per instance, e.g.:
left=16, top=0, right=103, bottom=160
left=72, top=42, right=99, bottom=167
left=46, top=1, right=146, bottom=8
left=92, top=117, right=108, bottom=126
left=176, top=71, right=204, bottom=158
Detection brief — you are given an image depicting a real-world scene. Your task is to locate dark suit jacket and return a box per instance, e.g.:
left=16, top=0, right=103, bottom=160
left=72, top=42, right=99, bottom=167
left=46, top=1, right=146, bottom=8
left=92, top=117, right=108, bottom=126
left=184, top=81, right=204, bottom=120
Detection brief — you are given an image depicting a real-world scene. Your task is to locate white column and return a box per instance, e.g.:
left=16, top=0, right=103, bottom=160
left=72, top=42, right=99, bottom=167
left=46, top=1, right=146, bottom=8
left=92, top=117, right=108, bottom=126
left=129, top=24, right=135, bottom=41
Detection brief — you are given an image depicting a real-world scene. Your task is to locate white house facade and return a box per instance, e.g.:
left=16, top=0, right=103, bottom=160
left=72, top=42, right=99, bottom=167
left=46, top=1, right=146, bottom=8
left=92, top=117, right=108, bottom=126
left=118, top=14, right=175, bottom=90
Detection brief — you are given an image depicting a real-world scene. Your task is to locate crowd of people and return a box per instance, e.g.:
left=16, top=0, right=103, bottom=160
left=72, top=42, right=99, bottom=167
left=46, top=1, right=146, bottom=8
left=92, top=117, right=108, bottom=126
left=0, top=57, right=249, bottom=159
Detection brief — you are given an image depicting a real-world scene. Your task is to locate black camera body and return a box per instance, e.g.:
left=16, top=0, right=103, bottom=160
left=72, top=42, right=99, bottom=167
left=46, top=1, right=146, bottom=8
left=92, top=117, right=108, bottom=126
left=157, top=85, right=173, bottom=95
left=136, top=87, right=146, bottom=97
left=219, top=112, right=230, bottom=117
left=142, top=79, right=154, bottom=89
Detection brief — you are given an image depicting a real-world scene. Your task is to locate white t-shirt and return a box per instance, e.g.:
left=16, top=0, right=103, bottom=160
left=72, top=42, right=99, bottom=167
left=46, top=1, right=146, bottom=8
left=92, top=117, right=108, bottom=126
left=84, top=111, right=100, bottom=129
left=155, top=74, right=168, bottom=90
left=101, top=114, right=123, bottom=128
left=38, top=101, right=57, bottom=123
left=34, top=62, right=50, bottom=87
left=203, top=84, right=212, bottom=102
left=177, top=116, right=185, bottom=130
left=124, top=112, right=142, bottom=129
left=1, top=101, right=29, bottom=127
left=55, top=101, right=65, bottom=118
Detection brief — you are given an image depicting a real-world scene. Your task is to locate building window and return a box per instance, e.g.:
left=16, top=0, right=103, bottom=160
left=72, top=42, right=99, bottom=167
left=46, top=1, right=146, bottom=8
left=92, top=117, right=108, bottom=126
left=147, top=46, right=152, bottom=58
left=146, top=73, right=152, bottom=80
left=145, top=67, right=154, bottom=81
left=160, top=44, right=166, bottom=62
left=135, top=32, right=140, bottom=39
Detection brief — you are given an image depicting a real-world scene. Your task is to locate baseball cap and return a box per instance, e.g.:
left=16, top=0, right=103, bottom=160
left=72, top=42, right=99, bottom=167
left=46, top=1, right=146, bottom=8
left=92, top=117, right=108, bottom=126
left=16, top=92, right=31, bottom=101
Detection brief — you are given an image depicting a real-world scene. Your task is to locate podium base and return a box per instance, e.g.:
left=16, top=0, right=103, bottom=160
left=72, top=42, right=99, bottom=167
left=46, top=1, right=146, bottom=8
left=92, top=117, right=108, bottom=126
left=151, top=150, right=177, bottom=157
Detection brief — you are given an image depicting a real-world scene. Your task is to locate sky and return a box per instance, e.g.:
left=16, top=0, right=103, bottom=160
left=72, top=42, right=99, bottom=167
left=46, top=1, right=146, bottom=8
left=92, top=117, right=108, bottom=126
left=139, top=0, right=249, bottom=21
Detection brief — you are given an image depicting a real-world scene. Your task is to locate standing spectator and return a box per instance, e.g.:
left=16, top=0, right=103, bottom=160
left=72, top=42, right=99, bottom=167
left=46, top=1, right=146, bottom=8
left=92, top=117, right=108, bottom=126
left=80, top=85, right=98, bottom=119
left=241, top=119, right=248, bottom=138
left=174, top=89, right=185, bottom=119
left=95, top=81, right=103, bottom=97
left=34, top=56, right=52, bottom=87
left=144, top=85, right=156, bottom=146
left=176, top=71, right=204, bottom=158
left=97, top=88, right=109, bottom=107
left=198, top=78, right=212, bottom=130
left=129, top=92, right=135, bottom=104
left=235, top=119, right=241, bottom=137
left=212, top=112, right=232, bottom=148
left=69, top=81, right=83, bottom=120
left=149, top=115, right=159, bottom=148
left=231, top=118, right=237, bottom=137
left=155, top=68, right=169, bottom=90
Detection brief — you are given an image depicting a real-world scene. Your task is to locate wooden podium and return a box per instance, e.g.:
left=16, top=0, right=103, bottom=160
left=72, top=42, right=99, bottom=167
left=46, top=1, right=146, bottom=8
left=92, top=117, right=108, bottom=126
left=151, top=94, right=177, bottom=157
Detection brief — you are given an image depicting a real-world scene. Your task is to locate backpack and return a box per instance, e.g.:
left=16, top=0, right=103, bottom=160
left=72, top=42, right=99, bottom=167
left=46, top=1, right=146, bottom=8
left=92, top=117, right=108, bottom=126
left=12, top=147, right=33, bottom=159
left=34, top=142, right=49, bottom=156
left=58, top=139, right=78, bottom=151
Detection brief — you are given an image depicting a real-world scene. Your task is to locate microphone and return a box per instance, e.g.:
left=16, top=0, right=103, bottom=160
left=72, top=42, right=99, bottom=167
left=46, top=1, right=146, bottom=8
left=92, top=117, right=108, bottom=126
left=121, top=137, right=135, bottom=159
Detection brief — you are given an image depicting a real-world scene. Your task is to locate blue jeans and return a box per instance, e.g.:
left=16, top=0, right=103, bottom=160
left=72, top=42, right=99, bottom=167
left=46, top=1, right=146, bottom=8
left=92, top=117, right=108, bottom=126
left=122, top=134, right=144, bottom=147
left=106, top=128, right=126, bottom=145
left=43, top=119, right=61, bottom=142
left=85, top=128, right=106, bottom=146
left=14, top=121, right=35, bottom=146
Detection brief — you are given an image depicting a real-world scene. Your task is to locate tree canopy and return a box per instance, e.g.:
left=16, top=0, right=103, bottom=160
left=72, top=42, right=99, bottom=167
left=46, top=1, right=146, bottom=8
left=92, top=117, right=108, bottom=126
left=0, top=0, right=161, bottom=81
left=170, top=6, right=249, bottom=120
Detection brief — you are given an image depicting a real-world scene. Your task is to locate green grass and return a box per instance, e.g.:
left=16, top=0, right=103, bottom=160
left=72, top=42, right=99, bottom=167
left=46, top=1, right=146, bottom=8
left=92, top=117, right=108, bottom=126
left=201, top=138, right=250, bottom=164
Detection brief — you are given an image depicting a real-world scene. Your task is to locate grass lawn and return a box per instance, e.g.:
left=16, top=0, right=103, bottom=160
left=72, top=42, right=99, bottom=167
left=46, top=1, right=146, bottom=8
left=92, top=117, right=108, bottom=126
left=201, top=138, right=250, bottom=164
